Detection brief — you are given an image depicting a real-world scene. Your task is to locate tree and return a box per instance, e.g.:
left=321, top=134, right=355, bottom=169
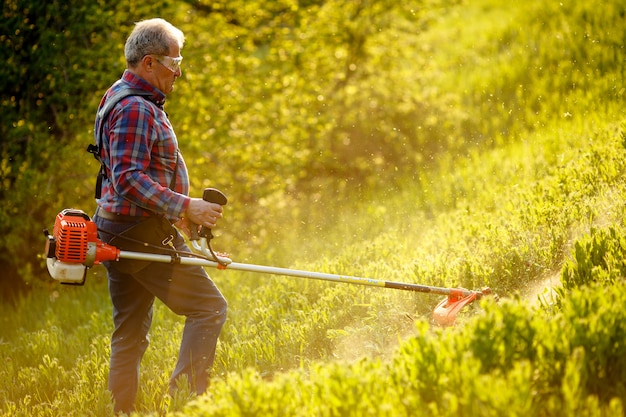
left=0, top=0, right=175, bottom=299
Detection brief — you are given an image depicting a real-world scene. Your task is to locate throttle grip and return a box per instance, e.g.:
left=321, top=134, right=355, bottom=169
left=189, top=188, right=228, bottom=241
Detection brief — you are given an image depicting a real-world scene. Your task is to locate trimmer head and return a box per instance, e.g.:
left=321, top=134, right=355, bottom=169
left=432, top=287, right=494, bottom=326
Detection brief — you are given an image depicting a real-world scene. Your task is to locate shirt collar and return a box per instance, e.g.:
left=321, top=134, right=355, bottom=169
left=120, top=70, right=167, bottom=107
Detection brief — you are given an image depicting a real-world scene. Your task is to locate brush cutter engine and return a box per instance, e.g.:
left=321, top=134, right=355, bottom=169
left=44, top=209, right=118, bottom=285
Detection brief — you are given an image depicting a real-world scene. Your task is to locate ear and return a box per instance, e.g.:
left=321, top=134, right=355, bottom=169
left=141, top=55, right=156, bottom=73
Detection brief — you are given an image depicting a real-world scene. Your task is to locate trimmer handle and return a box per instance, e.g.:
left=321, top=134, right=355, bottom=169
left=189, top=188, right=228, bottom=241
left=203, top=188, right=228, bottom=206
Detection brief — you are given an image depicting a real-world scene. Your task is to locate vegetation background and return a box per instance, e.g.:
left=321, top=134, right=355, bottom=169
left=1, top=0, right=626, bottom=415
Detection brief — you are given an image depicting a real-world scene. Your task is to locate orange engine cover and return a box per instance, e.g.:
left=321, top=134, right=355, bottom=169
left=53, top=209, right=99, bottom=264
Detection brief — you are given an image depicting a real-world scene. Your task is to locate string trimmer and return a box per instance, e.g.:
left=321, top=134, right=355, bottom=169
left=43, top=188, right=494, bottom=326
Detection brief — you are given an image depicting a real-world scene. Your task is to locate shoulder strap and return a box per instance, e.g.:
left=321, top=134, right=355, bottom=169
left=87, top=88, right=153, bottom=199
left=97, top=88, right=152, bottom=120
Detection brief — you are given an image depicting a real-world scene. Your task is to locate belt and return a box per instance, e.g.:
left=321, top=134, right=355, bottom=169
left=95, top=207, right=149, bottom=223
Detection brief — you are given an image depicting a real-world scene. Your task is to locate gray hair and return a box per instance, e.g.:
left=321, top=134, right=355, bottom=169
left=124, top=18, right=185, bottom=68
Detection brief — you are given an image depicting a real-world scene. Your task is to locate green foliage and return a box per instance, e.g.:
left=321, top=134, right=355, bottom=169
left=438, top=0, right=626, bottom=142
left=561, top=226, right=626, bottom=291
left=0, top=0, right=180, bottom=294
left=5, top=281, right=626, bottom=415
left=176, top=288, right=626, bottom=417
left=171, top=0, right=466, bottom=244
left=0, top=282, right=114, bottom=416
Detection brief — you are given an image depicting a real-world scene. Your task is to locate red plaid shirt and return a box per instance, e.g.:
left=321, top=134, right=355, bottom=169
left=95, top=70, right=190, bottom=220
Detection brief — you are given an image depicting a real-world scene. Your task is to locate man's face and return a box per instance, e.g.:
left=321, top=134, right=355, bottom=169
left=150, top=40, right=182, bottom=95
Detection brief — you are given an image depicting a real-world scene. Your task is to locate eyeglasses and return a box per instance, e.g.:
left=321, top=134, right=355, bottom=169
left=151, top=54, right=183, bottom=73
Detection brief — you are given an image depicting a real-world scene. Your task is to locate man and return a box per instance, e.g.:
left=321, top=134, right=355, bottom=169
left=92, top=18, right=227, bottom=414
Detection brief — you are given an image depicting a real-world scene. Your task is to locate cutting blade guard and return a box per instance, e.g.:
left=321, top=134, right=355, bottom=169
left=432, top=287, right=493, bottom=326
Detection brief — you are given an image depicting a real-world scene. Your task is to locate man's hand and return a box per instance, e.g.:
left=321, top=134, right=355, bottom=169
left=184, top=197, right=224, bottom=229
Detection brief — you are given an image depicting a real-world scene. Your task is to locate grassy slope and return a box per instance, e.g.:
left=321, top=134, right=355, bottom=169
left=2, top=0, right=626, bottom=415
